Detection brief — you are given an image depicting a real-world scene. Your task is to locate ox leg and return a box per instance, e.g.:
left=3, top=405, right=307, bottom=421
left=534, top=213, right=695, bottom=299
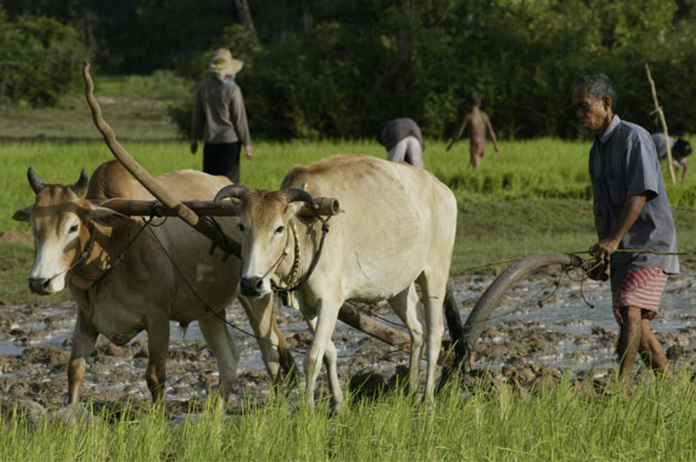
left=388, top=284, right=424, bottom=392
left=199, top=311, right=240, bottom=400
left=145, top=317, right=170, bottom=404
left=305, top=316, right=344, bottom=409
left=239, top=294, right=281, bottom=381
left=68, top=309, right=99, bottom=405
left=417, top=273, right=446, bottom=406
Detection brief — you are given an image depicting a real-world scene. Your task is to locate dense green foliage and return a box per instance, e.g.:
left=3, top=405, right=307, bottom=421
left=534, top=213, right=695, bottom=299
left=4, top=0, right=696, bottom=139
left=0, top=11, right=86, bottom=106
left=3, top=371, right=696, bottom=461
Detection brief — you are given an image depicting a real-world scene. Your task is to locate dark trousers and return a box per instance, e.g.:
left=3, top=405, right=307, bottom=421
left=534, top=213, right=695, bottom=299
left=203, top=142, right=241, bottom=184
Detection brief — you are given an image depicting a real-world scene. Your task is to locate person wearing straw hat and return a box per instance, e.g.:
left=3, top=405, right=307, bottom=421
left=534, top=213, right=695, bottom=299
left=190, top=48, right=252, bottom=184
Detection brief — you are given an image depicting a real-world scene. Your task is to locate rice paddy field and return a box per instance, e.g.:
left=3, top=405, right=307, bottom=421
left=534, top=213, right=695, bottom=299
left=1, top=136, right=696, bottom=461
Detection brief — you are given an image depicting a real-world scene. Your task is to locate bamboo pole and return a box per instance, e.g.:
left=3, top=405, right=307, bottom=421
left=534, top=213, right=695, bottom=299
left=83, top=63, right=241, bottom=257
left=645, top=64, right=677, bottom=184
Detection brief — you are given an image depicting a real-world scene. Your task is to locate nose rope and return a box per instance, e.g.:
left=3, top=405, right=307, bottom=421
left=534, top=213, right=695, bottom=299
left=261, top=220, right=293, bottom=280
left=271, top=214, right=331, bottom=304
left=269, top=220, right=301, bottom=289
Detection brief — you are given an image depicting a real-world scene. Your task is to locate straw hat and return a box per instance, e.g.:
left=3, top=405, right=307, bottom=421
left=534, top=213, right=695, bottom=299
left=208, top=48, right=244, bottom=80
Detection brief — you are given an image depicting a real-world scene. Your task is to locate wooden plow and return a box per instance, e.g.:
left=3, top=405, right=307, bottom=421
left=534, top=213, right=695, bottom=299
left=82, top=63, right=468, bottom=377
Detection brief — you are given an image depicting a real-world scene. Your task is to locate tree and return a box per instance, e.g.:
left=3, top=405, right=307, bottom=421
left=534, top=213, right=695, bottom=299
left=234, top=0, right=257, bottom=38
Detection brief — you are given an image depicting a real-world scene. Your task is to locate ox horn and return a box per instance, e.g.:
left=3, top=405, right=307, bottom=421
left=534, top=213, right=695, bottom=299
left=27, top=167, right=46, bottom=194
left=283, top=188, right=317, bottom=208
left=71, top=169, right=89, bottom=197
left=214, top=184, right=249, bottom=202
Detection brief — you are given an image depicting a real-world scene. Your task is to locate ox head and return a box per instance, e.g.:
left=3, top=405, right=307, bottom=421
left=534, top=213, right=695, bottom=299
left=215, top=185, right=315, bottom=297
left=13, top=168, right=131, bottom=295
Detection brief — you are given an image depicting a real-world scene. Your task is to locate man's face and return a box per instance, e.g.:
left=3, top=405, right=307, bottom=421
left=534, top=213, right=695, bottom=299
left=572, top=84, right=611, bottom=136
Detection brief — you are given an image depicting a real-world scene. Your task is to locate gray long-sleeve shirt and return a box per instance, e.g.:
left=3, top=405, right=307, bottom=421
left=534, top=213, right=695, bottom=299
left=191, top=77, right=251, bottom=145
left=589, top=115, right=679, bottom=288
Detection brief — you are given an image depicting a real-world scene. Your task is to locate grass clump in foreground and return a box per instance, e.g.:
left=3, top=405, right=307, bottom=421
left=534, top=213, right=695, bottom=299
left=3, top=371, right=696, bottom=461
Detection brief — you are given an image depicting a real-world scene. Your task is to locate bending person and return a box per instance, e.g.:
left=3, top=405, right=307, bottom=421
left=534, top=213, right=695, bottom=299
left=651, top=133, right=691, bottom=183
left=377, top=118, right=425, bottom=168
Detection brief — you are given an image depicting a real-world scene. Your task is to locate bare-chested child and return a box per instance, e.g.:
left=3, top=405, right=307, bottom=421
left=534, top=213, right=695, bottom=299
left=446, top=92, right=501, bottom=168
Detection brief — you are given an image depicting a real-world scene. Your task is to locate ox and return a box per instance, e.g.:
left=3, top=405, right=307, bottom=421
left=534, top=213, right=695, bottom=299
left=12, top=161, right=285, bottom=404
left=215, top=155, right=457, bottom=407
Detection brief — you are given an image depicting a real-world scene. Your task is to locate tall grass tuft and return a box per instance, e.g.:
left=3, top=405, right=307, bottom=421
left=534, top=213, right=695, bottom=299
left=3, top=370, right=696, bottom=461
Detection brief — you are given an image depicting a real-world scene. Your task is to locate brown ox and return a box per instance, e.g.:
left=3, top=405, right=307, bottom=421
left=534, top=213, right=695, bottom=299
left=13, top=161, right=285, bottom=404
left=216, top=155, right=457, bottom=408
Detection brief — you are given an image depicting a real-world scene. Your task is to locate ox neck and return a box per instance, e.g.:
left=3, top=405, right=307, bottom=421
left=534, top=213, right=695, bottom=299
left=69, top=222, right=130, bottom=292
left=272, top=218, right=318, bottom=290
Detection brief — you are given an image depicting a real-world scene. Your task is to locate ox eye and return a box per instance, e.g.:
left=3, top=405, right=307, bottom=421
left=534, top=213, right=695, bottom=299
left=237, top=223, right=245, bottom=232
left=68, top=224, right=79, bottom=234
left=275, top=225, right=284, bottom=234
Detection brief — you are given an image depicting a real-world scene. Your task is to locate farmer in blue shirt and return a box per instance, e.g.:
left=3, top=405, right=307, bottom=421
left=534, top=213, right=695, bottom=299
left=572, top=73, right=679, bottom=380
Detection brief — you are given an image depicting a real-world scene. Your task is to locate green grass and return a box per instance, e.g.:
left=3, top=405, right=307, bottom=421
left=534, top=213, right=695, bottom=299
left=0, top=73, right=188, bottom=140
left=2, top=139, right=695, bottom=304
left=3, top=372, right=696, bottom=461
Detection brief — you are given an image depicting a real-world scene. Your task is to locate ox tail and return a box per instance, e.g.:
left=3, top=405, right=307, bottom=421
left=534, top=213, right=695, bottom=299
left=437, top=281, right=470, bottom=391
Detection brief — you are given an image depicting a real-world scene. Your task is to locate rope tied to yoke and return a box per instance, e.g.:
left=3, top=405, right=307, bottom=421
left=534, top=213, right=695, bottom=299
left=271, top=210, right=331, bottom=306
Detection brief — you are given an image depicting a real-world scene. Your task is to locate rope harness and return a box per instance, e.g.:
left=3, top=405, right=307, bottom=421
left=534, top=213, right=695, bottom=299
left=270, top=212, right=331, bottom=306
left=43, top=224, right=98, bottom=287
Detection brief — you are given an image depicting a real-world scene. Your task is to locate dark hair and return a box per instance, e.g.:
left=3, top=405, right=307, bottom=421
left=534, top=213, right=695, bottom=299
left=467, top=91, right=481, bottom=107
left=673, top=139, right=692, bottom=157
left=574, top=73, right=617, bottom=111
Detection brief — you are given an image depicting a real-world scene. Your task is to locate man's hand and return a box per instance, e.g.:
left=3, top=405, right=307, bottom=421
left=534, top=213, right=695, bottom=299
left=587, top=260, right=609, bottom=281
left=190, top=141, right=198, bottom=155
left=244, top=144, right=253, bottom=159
left=494, top=145, right=501, bottom=154
left=589, top=237, right=620, bottom=265
left=445, top=142, right=453, bottom=152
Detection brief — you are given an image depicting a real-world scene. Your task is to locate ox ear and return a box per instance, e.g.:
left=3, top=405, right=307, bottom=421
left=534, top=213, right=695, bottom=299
left=85, top=206, right=133, bottom=228
left=12, top=206, right=32, bottom=222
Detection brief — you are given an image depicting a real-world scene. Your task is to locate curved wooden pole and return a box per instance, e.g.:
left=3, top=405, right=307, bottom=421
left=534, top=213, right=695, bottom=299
left=463, top=253, right=589, bottom=360
left=82, top=62, right=240, bottom=258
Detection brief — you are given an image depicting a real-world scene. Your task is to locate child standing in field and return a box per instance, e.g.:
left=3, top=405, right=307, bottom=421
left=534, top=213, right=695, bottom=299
left=446, top=91, right=501, bottom=168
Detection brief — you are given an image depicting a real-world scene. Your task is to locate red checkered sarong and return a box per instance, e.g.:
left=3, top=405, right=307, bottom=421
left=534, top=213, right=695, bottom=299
left=612, top=267, right=668, bottom=325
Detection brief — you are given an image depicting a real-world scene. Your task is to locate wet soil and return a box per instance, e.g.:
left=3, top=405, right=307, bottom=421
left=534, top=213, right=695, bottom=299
left=1, top=270, right=694, bottom=417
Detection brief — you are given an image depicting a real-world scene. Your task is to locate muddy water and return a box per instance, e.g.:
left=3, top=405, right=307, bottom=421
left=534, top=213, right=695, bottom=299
left=1, top=270, right=694, bottom=412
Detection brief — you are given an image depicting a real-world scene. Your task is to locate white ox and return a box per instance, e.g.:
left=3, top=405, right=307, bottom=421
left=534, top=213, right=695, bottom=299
left=215, top=155, right=457, bottom=407
left=13, top=161, right=285, bottom=404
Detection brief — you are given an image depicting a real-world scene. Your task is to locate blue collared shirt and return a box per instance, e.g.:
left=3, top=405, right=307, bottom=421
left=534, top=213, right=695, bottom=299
left=589, top=115, right=680, bottom=288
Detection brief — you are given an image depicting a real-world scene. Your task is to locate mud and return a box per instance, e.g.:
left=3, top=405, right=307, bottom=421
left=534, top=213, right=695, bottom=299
left=1, top=270, right=694, bottom=417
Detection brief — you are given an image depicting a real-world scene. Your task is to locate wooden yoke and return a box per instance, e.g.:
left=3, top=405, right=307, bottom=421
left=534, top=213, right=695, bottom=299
left=82, top=62, right=240, bottom=258
left=95, top=198, right=342, bottom=219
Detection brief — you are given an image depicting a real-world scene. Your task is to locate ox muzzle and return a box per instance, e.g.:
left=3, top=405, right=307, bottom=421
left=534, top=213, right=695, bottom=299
left=239, top=276, right=266, bottom=297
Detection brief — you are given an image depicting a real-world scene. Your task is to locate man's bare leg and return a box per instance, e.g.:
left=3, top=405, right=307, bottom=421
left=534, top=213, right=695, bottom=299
left=638, top=315, right=669, bottom=373
left=617, top=306, right=642, bottom=380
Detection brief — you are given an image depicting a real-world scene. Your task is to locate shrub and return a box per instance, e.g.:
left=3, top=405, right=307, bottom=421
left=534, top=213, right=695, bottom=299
left=0, top=12, right=87, bottom=107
